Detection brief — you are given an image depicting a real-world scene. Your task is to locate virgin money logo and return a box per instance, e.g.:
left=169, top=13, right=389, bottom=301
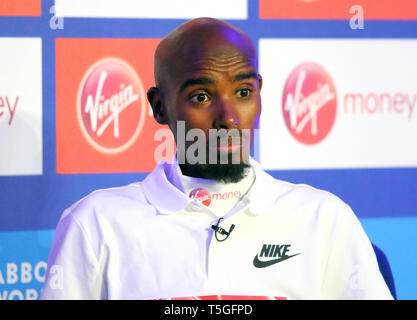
left=282, top=62, right=337, bottom=145
left=188, top=188, right=242, bottom=207
left=189, top=188, right=212, bottom=207
left=77, top=58, right=147, bottom=154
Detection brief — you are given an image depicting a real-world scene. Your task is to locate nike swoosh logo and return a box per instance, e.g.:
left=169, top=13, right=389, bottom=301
left=253, top=253, right=300, bottom=268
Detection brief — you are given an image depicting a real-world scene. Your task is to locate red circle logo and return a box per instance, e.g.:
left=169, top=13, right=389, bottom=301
left=189, top=188, right=212, bottom=207
left=77, top=58, right=147, bottom=154
left=282, top=62, right=337, bottom=145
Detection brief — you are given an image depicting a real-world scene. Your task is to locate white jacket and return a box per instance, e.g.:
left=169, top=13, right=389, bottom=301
left=41, top=159, right=393, bottom=300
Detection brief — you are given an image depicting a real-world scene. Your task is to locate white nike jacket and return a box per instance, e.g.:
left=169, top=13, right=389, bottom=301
left=40, top=159, right=393, bottom=300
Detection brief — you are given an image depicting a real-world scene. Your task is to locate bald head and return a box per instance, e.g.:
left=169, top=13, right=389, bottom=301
left=154, top=17, right=258, bottom=91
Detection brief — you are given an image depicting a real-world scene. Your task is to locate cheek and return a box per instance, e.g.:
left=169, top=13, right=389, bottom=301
left=184, top=109, right=213, bottom=132
left=240, top=101, right=261, bottom=128
left=176, top=111, right=213, bottom=144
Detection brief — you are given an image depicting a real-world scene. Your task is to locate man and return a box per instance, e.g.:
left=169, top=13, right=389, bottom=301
left=41, top=18, right=393, bottom=300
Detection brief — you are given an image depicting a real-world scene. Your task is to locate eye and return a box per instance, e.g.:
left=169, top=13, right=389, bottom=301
left=237, top=88, right=252, bottom=98
left=191, top=92, right=210, bottom=104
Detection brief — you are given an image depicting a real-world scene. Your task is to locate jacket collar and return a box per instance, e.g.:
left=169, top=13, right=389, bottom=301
left=141, top=158, right=287, bottom=216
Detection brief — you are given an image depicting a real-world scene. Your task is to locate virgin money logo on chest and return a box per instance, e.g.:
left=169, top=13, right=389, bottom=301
left=282, top=62, right=337, bottom=145
left=189, top=188, right=212, bottom=207
left=77, top=58, right=146, bottom=154
left=189, top=188, right=241, bottom=207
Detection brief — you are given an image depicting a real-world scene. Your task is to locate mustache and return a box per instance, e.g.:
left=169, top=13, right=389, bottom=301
left=207, top=128, right=251, bottom=144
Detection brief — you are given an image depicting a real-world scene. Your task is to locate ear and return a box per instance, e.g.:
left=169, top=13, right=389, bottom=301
left=147, top=86, right=168, bottom=125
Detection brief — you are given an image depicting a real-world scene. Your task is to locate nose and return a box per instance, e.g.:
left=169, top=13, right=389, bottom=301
left=212, top=98, right=239, bottom=130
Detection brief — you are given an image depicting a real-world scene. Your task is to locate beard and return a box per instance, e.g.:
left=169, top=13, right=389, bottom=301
left=179, top=151, right=251, bottom=183
left=180, top=161, right=251, bottom=183
left=177, top=128, right=253, bottom=183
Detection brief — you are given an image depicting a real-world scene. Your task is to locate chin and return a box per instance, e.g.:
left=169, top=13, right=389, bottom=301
left=193, top=161, right=251, bottom=183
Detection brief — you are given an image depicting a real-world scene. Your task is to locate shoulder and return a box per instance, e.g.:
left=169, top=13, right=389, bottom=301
left=253, top=162, right=356, bottom=223
left=254, top=161, right=349, bottom=210
left=59, top=181, right=151, bottom=226
left=285, top=180, right=349, bottom=210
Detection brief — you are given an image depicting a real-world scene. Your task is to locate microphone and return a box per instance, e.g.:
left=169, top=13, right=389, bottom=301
left=211, top=218, right=235, bottom=242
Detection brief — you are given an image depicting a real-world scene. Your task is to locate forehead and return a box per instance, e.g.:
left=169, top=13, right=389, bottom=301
left=155, top=20, right=258, bottom=94
left=170, top=41, right=257, bottom=86
left=189, top=44, right=255, bottom=70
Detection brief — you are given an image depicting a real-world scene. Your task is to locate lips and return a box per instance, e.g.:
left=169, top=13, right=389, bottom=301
left=206, top=129, right=251, bottom=155
left=214, top=135, right=242, bottom=152
left=216, top=142, right=241, bottom=152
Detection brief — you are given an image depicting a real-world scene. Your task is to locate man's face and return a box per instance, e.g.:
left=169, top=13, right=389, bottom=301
left=164, top=39, right=262, bottom=166
left=148, top=21, right=263, bottom=181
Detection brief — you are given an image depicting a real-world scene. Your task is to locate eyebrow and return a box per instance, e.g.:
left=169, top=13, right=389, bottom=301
left=232, top=72, right=258, bottom=82
left=179, top=72, right=258, bottom=93
left=179, top=77, right=214, bottom=93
